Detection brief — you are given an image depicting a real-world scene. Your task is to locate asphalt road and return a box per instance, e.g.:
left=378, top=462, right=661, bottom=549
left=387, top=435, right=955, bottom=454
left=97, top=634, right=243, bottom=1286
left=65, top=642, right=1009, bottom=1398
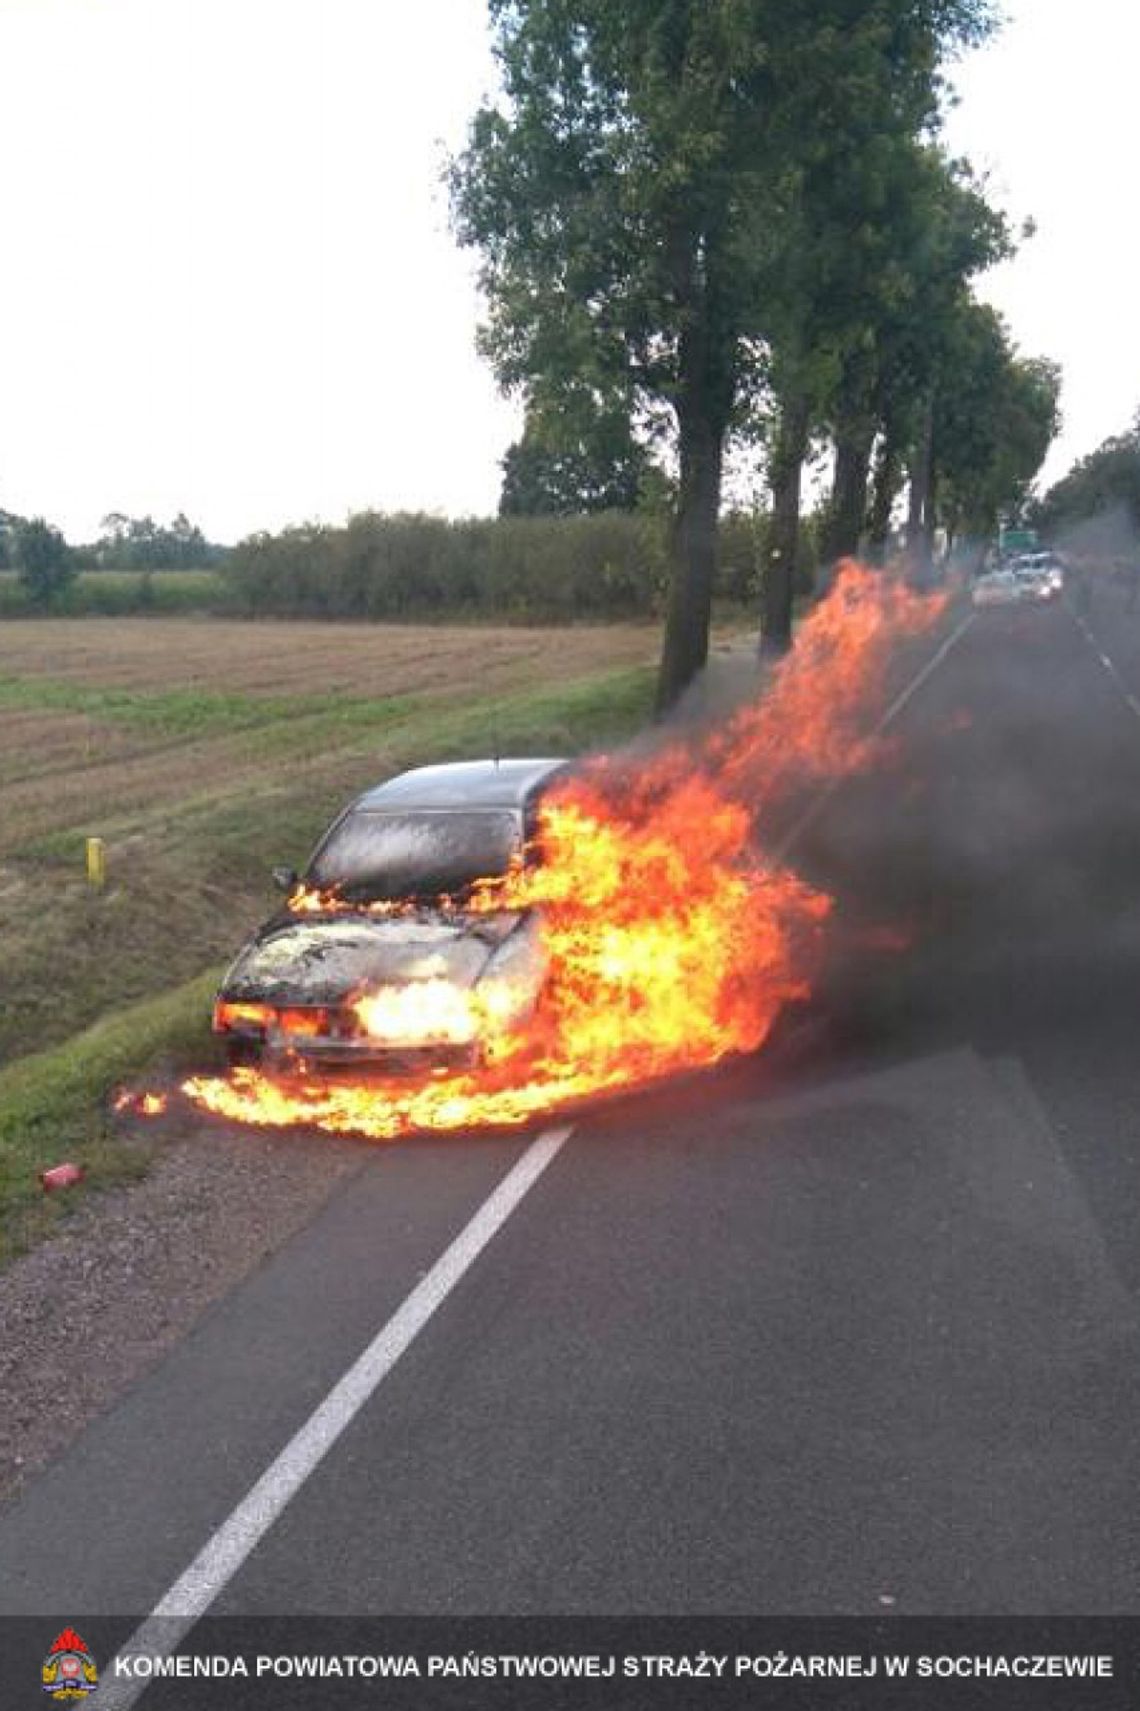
left=4, top=583, right=1140, bottom=1643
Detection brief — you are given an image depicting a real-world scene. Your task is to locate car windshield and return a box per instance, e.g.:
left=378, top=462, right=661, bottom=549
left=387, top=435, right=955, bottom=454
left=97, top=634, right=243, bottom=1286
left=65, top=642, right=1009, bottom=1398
left=308, top=809, right=522, bottom=901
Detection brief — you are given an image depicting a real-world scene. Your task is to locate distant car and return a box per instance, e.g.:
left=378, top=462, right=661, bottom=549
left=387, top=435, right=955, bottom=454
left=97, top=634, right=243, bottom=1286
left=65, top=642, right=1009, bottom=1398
left=971, top=568, right=1028, bottom=608
left=1008, top=551, right=1064, bottom=601
left=213, top=758, right=569, bottom=1073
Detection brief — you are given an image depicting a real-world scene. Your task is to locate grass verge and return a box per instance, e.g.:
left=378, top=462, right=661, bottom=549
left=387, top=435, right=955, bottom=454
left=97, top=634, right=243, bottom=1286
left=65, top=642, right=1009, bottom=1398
left=0, top=968, right=223, bottom=1266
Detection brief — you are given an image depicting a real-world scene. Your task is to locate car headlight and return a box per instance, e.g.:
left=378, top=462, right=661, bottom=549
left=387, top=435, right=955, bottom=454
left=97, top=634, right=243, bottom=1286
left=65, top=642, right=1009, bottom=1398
left=214, top=999, right=273, bottom=1035
left=475, top=921, right=548, bottom=1031
left=353, top=979, right=482, bottom=1045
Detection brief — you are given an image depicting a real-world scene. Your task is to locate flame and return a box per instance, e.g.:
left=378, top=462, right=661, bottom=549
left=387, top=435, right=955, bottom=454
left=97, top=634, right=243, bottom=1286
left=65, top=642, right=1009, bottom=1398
left=113, top=1088, right=170, bottom=1116
left=289, top=886, right=417, bottom=917
left=176, top=564, right=942, bottom=1141
left=353, top=977, right=512, bottom=1046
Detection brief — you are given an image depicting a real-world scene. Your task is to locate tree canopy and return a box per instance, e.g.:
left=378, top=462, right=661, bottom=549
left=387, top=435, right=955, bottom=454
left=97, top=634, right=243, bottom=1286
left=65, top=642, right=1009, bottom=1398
left=14, top=518, right=76, bottom=607
left=499, top=410, right=651, bottom=515
left=932, top=308, right=1060, bottom=540
left=95, top=512, right=218, bottom=569
left=1030, top=412, right=1140, bottom=548
left=448, top=0, right=1013, bottom=701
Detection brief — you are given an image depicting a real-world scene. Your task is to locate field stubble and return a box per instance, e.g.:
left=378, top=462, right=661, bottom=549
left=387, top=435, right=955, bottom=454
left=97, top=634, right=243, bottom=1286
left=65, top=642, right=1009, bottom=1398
left=0, top=615, right=644, bottom=695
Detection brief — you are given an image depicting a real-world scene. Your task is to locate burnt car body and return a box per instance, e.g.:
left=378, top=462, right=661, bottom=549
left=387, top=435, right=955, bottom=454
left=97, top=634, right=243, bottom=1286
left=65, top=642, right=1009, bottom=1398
left=213, top=757, right=568, bottom=1072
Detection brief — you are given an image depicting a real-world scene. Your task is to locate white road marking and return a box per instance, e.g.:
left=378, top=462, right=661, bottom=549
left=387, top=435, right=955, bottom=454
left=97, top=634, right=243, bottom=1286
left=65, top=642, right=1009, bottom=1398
left=772, top=608, right=976, bottom=859
left=878, top=610, right=977, bottom=731
left=1074, top=613, right=1140, bottom=726
left=96, top=1124, right=573, bottom=1708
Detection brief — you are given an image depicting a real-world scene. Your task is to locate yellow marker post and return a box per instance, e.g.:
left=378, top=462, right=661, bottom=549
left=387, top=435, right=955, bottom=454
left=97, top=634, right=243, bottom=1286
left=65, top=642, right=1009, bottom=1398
left=86, top=836, right=106, bottom=888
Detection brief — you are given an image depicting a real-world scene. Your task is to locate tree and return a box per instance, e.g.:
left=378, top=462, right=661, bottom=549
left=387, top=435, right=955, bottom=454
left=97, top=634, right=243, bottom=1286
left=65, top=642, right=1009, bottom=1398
left=452, top=1, right=997, bottom=699
left=0, top=509, right=25, bottom=571
left=812, top=148, right=1011, bottom=571
left=95, top=511, right=214, bottom=569
left=931, top=309, right=1060, bottom=545
left=742, top=32, right=1003, bottom=644
left=500, top=410, right=650, bottom=515
left=15, top=518, right=76, bottom=606
left=453, top=1, right=777, bottom=707
left=1030, top=411, right=1140, bottom=544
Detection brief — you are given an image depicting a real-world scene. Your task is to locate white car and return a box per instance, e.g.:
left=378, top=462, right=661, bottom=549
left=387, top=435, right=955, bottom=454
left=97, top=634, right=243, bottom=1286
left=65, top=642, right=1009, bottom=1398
left=971, top=569, right=1027, bottom=608
left=1008, top=553, right=1064, bottom=602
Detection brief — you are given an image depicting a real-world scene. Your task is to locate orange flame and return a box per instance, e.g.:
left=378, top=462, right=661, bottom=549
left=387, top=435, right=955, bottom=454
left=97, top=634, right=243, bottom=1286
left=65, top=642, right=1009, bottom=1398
left=113, top=1088, right=170, bottom=1116
left=178, top=564, right=942, bottom=1141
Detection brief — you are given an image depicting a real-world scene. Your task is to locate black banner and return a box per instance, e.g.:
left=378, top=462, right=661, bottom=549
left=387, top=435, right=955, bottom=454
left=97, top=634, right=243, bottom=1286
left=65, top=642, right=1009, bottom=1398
left=8, top=1618, right=1140, bottom=1709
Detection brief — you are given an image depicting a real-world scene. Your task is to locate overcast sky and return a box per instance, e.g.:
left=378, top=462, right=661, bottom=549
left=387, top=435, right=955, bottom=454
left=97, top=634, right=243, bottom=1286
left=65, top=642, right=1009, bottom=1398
left=0, top=0, right=1135, bottom=544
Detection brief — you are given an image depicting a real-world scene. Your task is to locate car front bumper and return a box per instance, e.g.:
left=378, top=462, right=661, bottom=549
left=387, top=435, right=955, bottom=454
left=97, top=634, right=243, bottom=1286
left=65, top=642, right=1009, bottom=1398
left=262, top=1030, right=482, bottom=1075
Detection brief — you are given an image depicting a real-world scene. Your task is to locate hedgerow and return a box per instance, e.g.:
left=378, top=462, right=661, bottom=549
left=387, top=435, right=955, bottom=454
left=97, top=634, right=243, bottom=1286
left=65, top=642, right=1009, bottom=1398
left=221, top=509, right=796, bottom=620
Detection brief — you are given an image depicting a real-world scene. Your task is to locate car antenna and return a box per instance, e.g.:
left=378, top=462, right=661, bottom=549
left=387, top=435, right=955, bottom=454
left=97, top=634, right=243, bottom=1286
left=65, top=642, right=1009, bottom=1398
left=492, top=716, right=501, bottom=769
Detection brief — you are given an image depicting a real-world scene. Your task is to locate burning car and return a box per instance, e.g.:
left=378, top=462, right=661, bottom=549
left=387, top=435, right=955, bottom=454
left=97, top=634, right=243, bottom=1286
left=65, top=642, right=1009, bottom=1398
left=213, top=758, right=569, bottom=1073
left=154, top=565, right=937, bottom=1143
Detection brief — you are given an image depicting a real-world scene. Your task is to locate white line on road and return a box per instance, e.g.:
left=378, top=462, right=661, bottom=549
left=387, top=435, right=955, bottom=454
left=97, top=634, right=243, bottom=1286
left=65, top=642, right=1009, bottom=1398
left=771, top=608, right=976, bottom=860
left=1074, top=613, right=1140, bottom=725
left=96, top=1124, right=573, bottom=1709
left=878, top=609, right=977, bottom=731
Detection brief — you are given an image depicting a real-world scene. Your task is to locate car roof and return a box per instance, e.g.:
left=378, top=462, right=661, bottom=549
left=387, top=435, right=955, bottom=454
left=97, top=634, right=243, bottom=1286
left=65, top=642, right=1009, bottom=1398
left=353, top=757, right=569, bottom=813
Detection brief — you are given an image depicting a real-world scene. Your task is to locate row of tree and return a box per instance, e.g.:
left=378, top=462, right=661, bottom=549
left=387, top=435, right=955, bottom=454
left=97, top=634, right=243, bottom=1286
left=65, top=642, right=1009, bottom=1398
left=92, top=512, right=222, bottom=571
left=450, top=0, right=1061, bottom=707
left=0, top=510, right=225, bottom=606
left=221, top=509, right=786, bottom=622
left=1029, top=409, right=1140, bottom=553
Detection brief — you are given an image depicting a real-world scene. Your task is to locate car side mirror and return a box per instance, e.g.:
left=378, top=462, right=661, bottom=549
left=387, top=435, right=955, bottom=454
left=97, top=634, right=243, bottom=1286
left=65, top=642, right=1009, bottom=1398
left=272, top=865, right=298, bottom=895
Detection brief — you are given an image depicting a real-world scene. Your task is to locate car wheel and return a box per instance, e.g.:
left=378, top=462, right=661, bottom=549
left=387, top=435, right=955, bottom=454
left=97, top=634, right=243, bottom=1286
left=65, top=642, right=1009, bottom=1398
left=224, top=1037, right=262, bottom=1070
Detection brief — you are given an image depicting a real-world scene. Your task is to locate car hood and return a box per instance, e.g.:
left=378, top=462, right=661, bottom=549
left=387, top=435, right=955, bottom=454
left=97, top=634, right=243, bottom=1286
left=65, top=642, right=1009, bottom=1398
left=221, top=911, right=523, bottom=1007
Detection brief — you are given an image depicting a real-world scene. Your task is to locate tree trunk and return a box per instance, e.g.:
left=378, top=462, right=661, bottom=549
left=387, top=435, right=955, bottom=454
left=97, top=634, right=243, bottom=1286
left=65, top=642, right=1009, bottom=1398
left=866, top=432, right=902, bottom=559
left=821, top=424, right=874, bottom=565
left=654, top=216, right=733, bottom=715
left=907, top=397, right=935, bottom=574
left=656, top=402, right=725, bottom=712
left=760, top=392, right=810, bottom=657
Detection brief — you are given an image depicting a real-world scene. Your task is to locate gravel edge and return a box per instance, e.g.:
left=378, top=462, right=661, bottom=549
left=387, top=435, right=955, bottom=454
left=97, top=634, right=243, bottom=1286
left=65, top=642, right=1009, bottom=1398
left=0, top=1117, right=368, bottom=1510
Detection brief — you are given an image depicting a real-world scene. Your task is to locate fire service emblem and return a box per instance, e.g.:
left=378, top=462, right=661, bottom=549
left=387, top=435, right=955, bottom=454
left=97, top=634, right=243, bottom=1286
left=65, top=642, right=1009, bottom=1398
left=41, top=1628, right=98, bottom=1699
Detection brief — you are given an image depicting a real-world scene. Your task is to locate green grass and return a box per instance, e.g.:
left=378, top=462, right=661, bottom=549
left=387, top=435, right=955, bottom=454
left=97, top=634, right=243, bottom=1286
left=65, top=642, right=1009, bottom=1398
left=0, top=968, right=223, bottom=1265
left=0, top=663, right=655, bottom=1263
left=0, top=652, right=654, bottom=749
left=0, top=674, right=424, bottom=739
